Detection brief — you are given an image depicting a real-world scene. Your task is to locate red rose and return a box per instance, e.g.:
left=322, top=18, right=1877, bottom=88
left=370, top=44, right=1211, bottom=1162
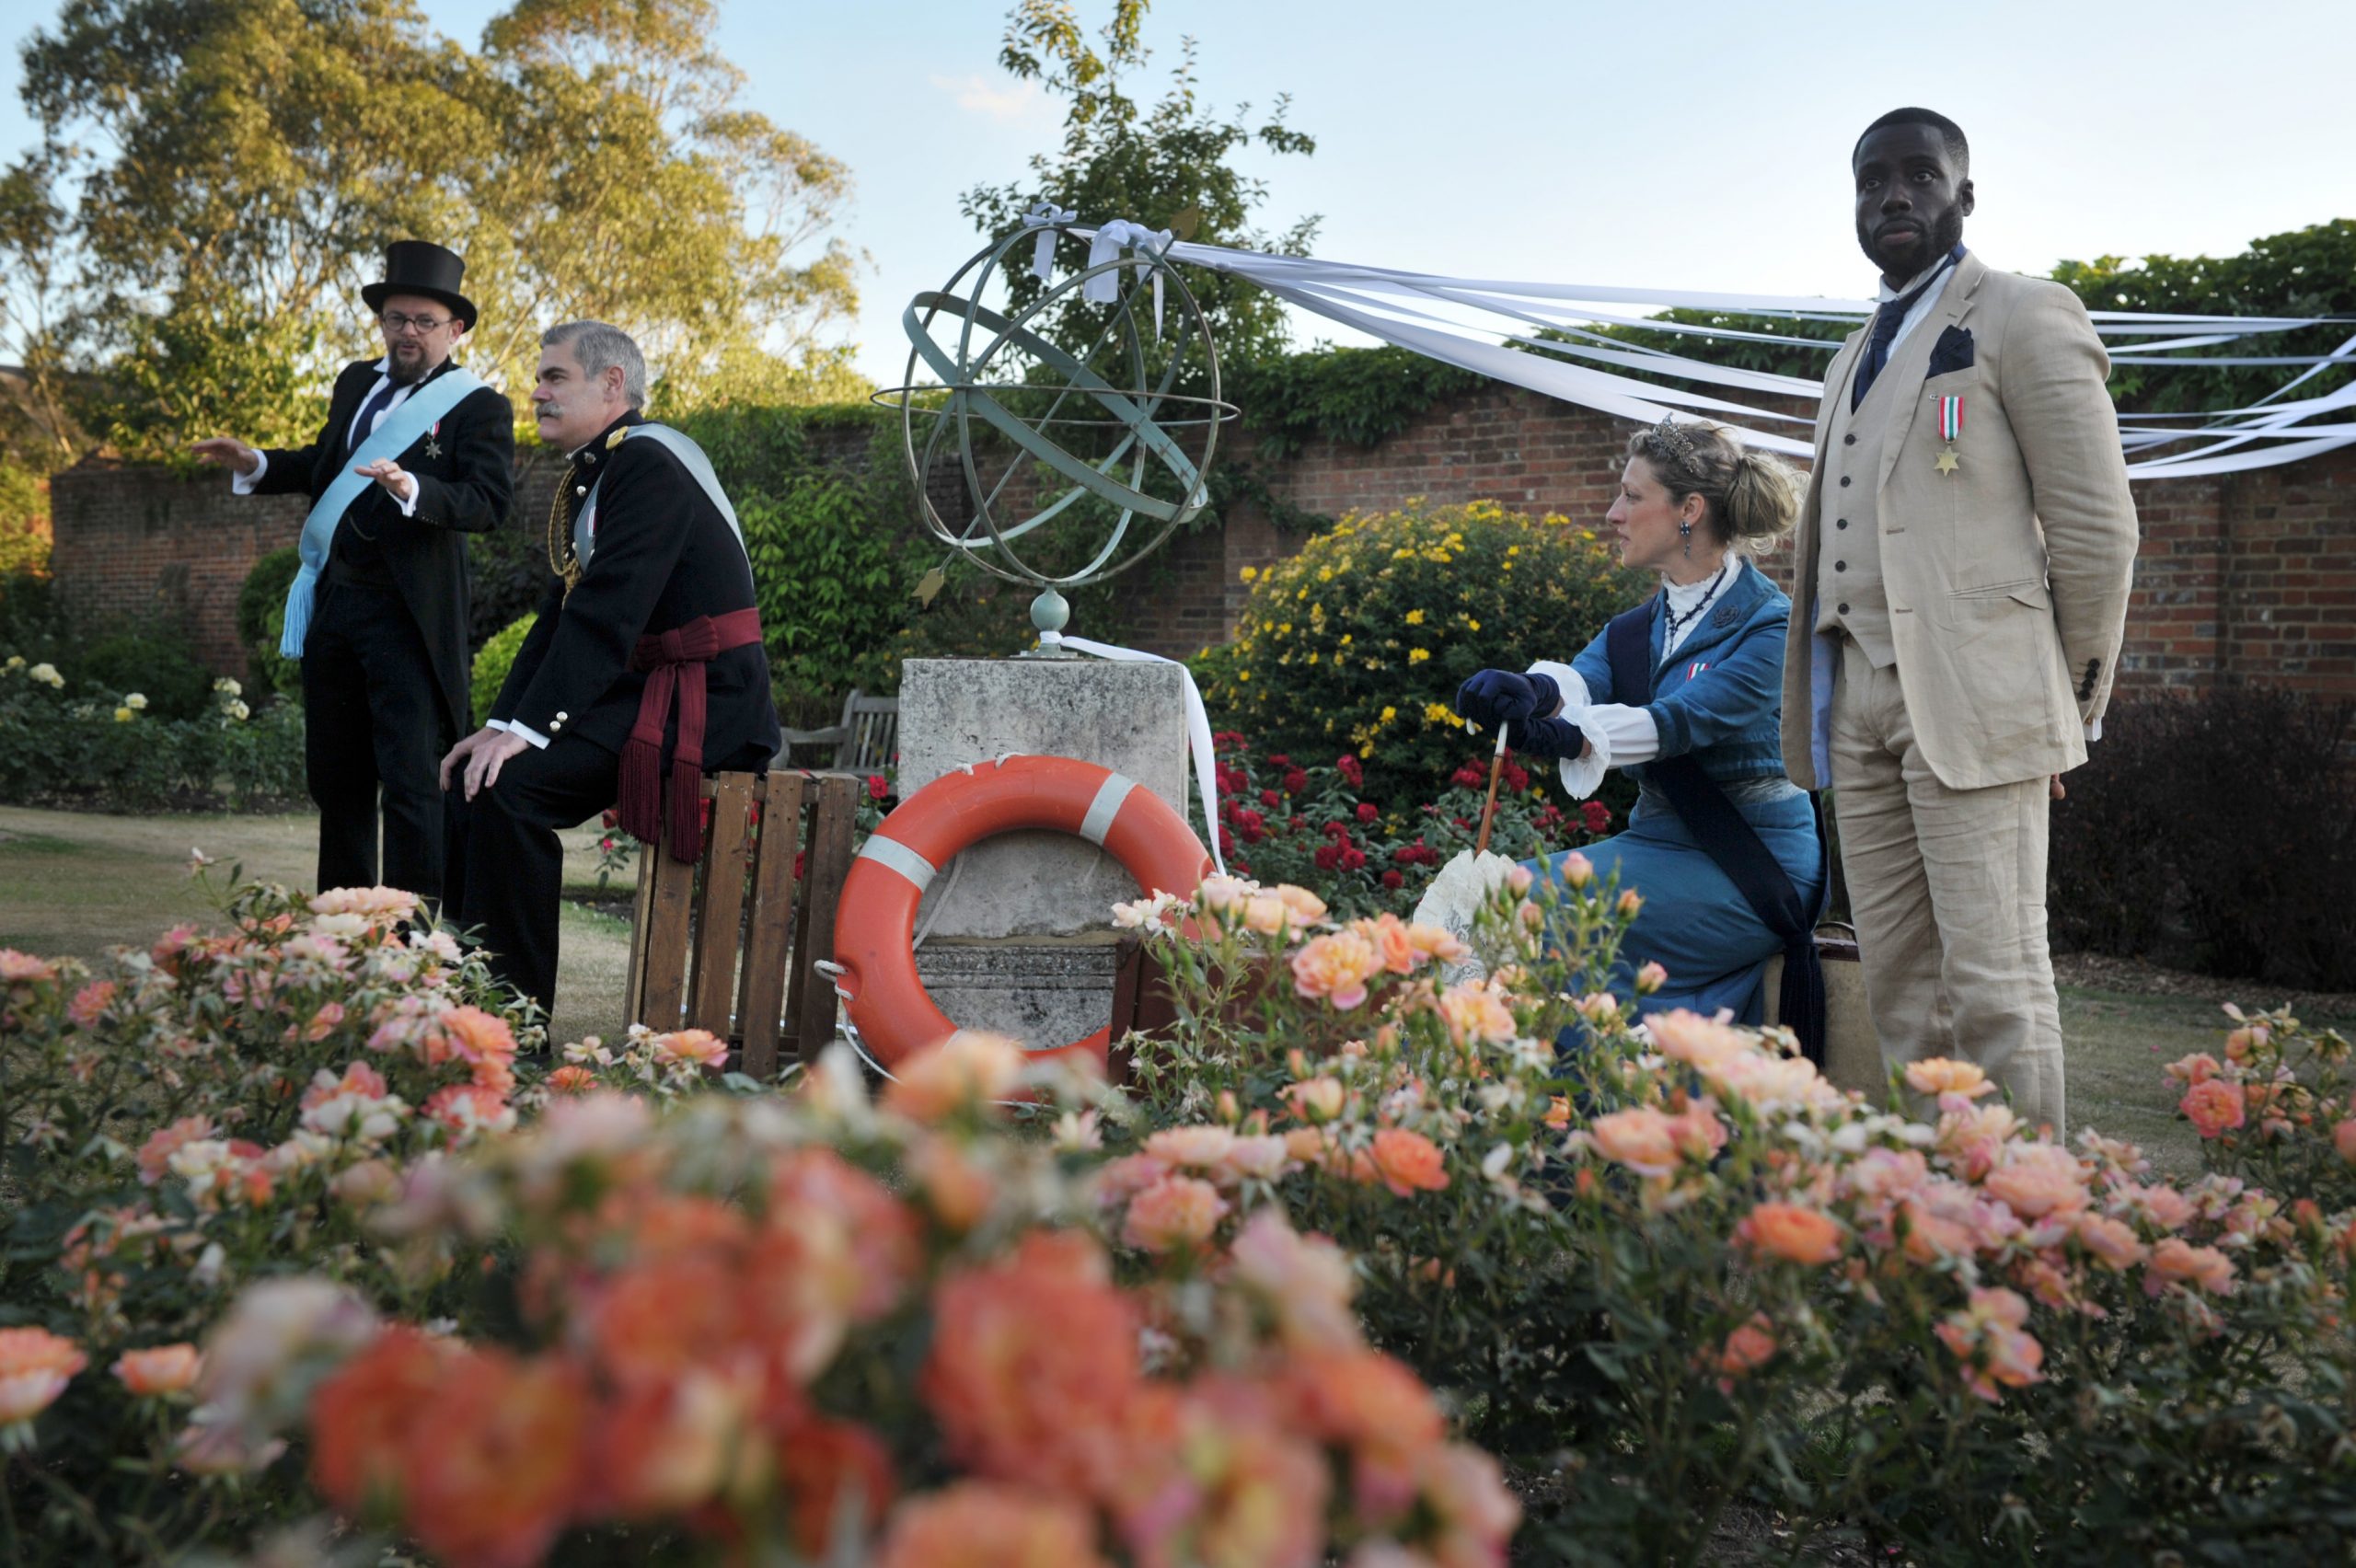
left=1339, top=847, right=1367, bottom=871
left=1323, top=820, right=1350, bottom=838
left=1355, top=802, right=1379, bottom=824
left=867, top=775, right=889, bottom=801
left=601, top=809, right=620, bottom=829
left=1313, top=844, right=1340, bottom=871
left=1502, top=762, right=1530, bottom=792
left=1582, top=801, right=1611, bottom=834
left=1283, top=769, right=1309, bottom=795
left=1335, top=755, right=1363, bottom=787
left=1381, top=870, right=1404, bottom=890
left=1260, top=789, right=1281, bottom=808
left=1267, top=754, right=1292, bottom=768
left=1451, top=766, right=1485, bottom=790
left=1289, top=815, right=1308, bottom=833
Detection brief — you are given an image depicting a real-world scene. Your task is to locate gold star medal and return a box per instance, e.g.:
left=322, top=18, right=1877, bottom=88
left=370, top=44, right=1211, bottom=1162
left=606, top=426, right=629, bottom=450
left=1934, top=394, right=1962, bottom=477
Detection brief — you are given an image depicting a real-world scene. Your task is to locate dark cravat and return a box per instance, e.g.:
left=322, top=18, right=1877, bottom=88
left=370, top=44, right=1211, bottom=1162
left=1851, top=248, right=1962, bottom=411
left=344, top=379, right=402, bottom=459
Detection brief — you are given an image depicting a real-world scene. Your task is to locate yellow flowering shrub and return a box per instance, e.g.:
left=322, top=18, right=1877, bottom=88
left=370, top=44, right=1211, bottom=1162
left=1197, top=499, right=1642, bottom=804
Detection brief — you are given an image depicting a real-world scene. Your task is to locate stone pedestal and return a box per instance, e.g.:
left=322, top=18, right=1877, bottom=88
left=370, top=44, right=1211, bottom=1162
left=896, top=657, right=1195, bottom=1047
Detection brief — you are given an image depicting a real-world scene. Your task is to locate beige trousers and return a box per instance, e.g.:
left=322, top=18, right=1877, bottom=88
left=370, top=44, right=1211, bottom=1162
left=1830, top=639, right=2065, bottom=1133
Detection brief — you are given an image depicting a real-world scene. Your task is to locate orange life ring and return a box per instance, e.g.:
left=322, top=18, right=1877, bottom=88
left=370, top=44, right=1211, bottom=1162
left=830, top=755, right=1213, bottom=1070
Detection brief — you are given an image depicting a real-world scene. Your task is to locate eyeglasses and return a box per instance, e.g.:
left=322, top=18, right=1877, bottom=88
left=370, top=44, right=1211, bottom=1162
left=380, top=311, right=454, bottom=335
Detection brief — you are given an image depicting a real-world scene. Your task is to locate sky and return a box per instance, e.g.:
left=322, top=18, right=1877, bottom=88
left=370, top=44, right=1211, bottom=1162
left=4, top=0, right=2350, bottom=386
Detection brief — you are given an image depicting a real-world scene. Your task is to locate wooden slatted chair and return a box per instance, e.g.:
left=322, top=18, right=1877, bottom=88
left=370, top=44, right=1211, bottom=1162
left=623, top=770, right=860, bottom=1079
left=777, top=688, right=898, bottom=778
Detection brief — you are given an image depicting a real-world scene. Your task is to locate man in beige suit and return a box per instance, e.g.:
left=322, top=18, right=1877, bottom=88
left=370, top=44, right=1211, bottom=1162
left=1782, top=108, right=2139, bottom=1133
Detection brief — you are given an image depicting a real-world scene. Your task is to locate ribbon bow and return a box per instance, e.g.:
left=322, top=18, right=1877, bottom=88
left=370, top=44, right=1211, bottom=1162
left=1085, top=218, right=1177, bottom=336
left=1022, top=200, right=1080, bottom=282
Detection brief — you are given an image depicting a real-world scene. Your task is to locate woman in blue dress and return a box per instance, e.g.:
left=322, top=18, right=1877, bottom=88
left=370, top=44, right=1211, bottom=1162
left=1456, top=420, right=1823, bottom=1030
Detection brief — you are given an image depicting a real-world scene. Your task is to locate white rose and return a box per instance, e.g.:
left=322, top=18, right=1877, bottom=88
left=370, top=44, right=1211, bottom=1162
left=125, top=692, right=148, bottom=710
left=29, top=663, right=62, bottom=687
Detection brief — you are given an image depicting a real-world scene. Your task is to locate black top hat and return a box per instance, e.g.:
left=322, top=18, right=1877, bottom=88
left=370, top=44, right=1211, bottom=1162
left=362, top=241, right=478, bottom=331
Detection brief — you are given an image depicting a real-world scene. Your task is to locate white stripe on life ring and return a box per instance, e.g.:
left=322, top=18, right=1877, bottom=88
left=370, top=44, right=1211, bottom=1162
left=857, top=835, right=939, bottom=893
left=1079, top=772, right=1138, bottom=847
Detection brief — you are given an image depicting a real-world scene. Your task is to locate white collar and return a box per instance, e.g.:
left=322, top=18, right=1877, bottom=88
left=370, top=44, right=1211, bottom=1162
left=1662, top=560, right=1731, bottom=609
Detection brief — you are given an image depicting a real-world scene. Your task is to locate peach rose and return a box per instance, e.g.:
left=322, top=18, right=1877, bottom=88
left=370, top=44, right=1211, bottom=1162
left=1437, top=983, right=1518, bottom=1047
left=309, top=885, right=421, bottom=920
left=2334, top=1119, right=2356, bottom=1167
left=1556, top=851, right=1594, bottom=888
left=1982, top=1144, right=2090, bottom=1219
left=1735, top=1202, right=1845, bottom=1266
left=1904, top=1057, right=1995, bottom=1100
left=1285, top=1077, right=1345, bottom=1123
left=1271, top=883, right=1329, bottom=925
left=0, top=1327, right=86, bottom=1428
left=2178, top=1078, right=2246, bottom=1140
left=1403, top=921, right=1471, bottom=963
left=1633, top=961, right=1669, bottom=995
left=2145, top=1238, right=2235, bottom=1297
left=876, top=1482, right=1109, bottom=1568
left=546, top=1065, right=600, bottom=1093
left=1354, top=913, right=1423, bottom=975
left=1934, top=1286, right=2045, bottom=1403
left=1588, top=1107, right=1680, bottom=1179
left=653, top=1028, right=730, bottom=1070
left=884, top=1031, right=1026, bottom=1122
left=2164, top=1052, right=2222, bottom=1086
left=1365, top=1128, right=1450, bottom=1197
left=1145, top=1125, right=1236, bottom=1170
left=1716, top=1314, right=1777, bottom=1382
left=1124, top=1174, right=1230, bottom=1254
left=113, top=1343, right=202, bottom=1397
left=2073, top=1213, right=2150, bottom=1272
left=1291, top=931, right=1383, bottom=1010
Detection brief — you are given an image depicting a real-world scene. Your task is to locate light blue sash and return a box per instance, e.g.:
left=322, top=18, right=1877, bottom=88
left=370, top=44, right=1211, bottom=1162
left=280, top=367, right=485, bottom=657
left=572, top=423, right=747, bottom=571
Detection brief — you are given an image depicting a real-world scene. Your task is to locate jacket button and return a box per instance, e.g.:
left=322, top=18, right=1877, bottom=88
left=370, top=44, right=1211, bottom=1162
left=1836, top=518, right=1848, bottom=530
left=1843, top=433, right=1856, bottom=445
left=1834, top=560, right=1847, bottom=572
left=556, top=711, right=569, bottom=721
left=1838, top=603, right=1851, bottom=615
left=549, top=720, right=562, bottom=732
left=1839, top=476, right=1852, bottom=487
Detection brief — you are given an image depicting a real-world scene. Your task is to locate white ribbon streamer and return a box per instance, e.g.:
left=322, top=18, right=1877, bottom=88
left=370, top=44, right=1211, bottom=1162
left=1080, top=227, right=2356, bottom=480
left=1022, top=201, right=1078, bottom=282
left=1084, top=220, right=1175, bottom=337
left=1060, top=635, right=1226, bottom=877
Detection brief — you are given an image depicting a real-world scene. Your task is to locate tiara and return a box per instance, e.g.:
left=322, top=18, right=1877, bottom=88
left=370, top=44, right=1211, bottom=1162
left=1646, top=419, right=1698, bottom=458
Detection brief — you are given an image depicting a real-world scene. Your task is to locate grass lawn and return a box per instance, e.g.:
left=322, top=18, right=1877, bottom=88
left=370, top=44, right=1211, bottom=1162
left=0, top=803, right=633, bottom=1048
left=6, top=804, right=2346, bottom=1174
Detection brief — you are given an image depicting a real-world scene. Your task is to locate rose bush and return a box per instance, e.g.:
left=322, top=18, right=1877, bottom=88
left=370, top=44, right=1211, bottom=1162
left=0, top=660, right=301, bottom=809
left=1208, top=730, right=1611, bottom=917
left=1108, top=867, right=2356, bottom=1564
left=6, top=853, right=2354, bottom=1565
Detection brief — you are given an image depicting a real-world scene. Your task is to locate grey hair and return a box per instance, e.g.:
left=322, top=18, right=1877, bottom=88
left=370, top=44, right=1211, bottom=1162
left=541, top=320, right=648, bottom=408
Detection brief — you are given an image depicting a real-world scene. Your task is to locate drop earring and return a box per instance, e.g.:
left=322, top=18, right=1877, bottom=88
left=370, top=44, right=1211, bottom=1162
left=1679, top=519, right=1693, bottom=557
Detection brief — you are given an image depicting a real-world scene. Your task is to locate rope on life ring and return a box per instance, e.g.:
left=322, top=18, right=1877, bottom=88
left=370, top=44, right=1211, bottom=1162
left=829, top=754, right=1213, bottom=1070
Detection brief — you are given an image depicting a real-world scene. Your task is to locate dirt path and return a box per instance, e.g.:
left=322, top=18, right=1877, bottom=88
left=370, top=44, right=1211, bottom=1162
left=0, top=804, right=633, bottom=1047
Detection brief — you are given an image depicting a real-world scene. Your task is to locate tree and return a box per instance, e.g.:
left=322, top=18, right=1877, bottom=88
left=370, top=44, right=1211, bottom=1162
left=962, top=0, right=1319, bottom=376
left=1, top=0, right=866, bottom=459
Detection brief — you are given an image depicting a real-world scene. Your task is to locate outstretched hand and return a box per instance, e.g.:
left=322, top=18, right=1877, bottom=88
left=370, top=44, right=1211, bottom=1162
left=189, top=437, right=260, bottom=477
left=352, top=456, right=417, bottom=503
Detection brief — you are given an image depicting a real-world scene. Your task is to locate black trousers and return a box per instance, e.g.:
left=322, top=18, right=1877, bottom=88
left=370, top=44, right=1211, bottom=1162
left=300, top=582, right=449, bottom=905
left=443, top=735, right=769, bottom=1019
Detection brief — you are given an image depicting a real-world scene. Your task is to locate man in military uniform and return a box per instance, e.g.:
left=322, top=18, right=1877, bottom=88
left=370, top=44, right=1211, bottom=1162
left=194, top=241, right=514, bottom=905
left=442, top=320, right=779, bottom=1014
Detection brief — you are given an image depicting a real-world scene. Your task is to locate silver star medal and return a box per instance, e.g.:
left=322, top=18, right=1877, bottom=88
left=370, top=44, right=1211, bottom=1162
left=423, top=421, right=442, bottom=461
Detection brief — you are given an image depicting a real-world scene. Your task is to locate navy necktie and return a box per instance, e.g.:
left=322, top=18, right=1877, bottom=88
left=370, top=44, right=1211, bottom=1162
left=345, top=379, right=402, bottom=459
left=1851, top=250, right=1959, bottom=411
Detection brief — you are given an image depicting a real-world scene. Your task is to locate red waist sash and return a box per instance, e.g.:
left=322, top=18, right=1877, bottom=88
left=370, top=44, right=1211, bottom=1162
left=618, top=606, right=764, bottom=862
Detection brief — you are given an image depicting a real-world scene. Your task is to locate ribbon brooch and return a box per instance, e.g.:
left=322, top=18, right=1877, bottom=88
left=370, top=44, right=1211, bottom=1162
left=1934, top=395, right=1963, bottom=477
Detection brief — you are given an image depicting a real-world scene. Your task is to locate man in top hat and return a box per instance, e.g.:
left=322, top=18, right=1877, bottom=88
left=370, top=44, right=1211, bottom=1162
left=441, top=320, right=779, bottom=1016
left=195, top=241, right=515, bottom=906
left=1780, top=109, right=2138, bottom=1133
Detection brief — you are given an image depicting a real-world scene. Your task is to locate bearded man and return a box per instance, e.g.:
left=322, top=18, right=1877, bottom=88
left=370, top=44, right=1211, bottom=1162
left=1780, top=109, right=2139, bottom=1132
left=194, top=241, right=514, bottom=905
left=442, top=321, right=779, bottom=1015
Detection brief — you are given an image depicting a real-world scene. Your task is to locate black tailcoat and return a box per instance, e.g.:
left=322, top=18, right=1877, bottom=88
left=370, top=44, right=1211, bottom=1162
left=491, top=411, right=780, bottom=767
left=254, top=356, right=515, bottom=732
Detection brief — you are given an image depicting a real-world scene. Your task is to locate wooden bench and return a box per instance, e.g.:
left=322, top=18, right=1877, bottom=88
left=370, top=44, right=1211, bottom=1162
left=623, top=770, right=860, bottom=1079
left=778, top=688, right=898, bottom=777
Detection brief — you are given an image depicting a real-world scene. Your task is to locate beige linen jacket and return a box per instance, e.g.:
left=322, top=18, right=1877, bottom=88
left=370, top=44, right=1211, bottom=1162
left=1780, top=252, right=2141, bottom=791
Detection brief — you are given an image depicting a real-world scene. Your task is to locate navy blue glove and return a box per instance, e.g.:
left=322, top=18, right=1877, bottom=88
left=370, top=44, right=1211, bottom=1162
left=1510, top=714, right=1587, bottom=760
left=1455, top=669, right=1562, bottom=729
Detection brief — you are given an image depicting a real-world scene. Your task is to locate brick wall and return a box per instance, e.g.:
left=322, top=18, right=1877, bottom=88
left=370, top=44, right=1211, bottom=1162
left=44, top=386, right=2356, bottom=708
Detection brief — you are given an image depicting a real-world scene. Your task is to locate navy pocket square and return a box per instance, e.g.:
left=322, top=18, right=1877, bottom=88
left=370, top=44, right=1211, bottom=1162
left=1925, top=325, right=1975, bottom=378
